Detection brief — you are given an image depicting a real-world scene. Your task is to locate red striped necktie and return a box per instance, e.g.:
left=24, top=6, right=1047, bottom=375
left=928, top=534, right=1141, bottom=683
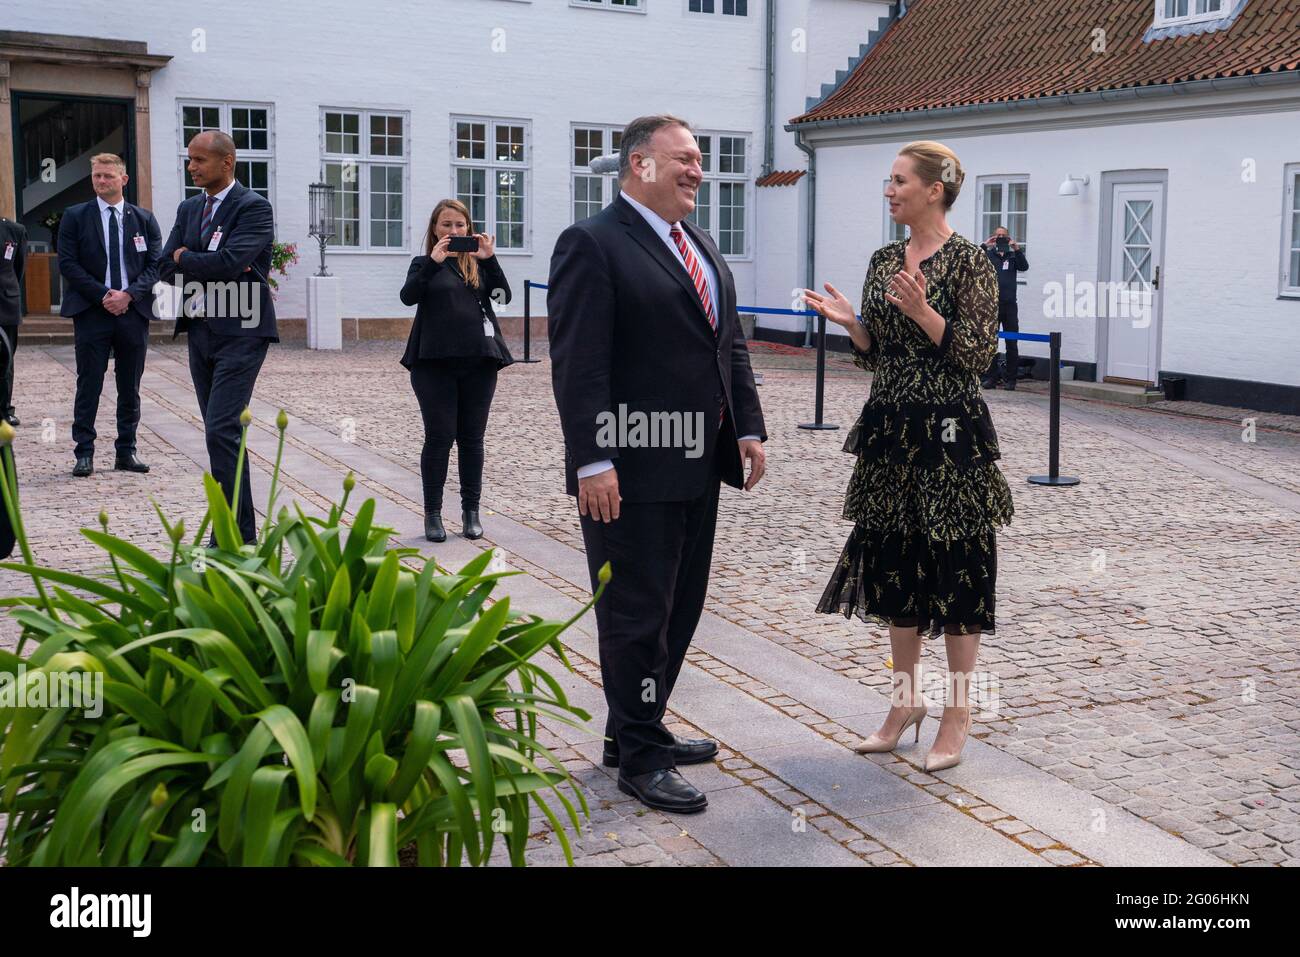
left=669, top=225, right=718, bottom=334
left=669, top=224, right=726, bottom=426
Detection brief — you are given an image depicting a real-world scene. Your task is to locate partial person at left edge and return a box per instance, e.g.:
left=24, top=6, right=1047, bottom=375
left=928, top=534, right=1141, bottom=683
left=0, top=213, right=27, bottom=427
left=56, top=152, right=163, bottom=478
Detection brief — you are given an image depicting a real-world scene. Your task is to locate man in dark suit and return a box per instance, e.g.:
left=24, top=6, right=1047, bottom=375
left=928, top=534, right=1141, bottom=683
left=57, top=153, right=162, bottom=476
left=548, top=114, right=767, bottom=814
left=0, top=215, right=26, bottom=426
left=160, top=130, right=277, bottom=544
left=981, top=225, right=1029, bottom=390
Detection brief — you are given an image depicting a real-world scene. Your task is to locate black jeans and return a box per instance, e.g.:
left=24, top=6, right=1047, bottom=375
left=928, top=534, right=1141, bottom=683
left=578, top=453, right=723, bottom=776
left=187, top=322, right=269, bottom=543
left=985, top=299, right=1019, bottom=382
left=409, top=357, right=498, bottom=513
left=71, top=309, right=149, bottom=458
left=1, top=326, right=17, bottom=416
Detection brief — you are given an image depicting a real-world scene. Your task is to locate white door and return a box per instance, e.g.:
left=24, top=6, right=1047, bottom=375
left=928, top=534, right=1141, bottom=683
left=1105, top=183, right=1164, bottom=384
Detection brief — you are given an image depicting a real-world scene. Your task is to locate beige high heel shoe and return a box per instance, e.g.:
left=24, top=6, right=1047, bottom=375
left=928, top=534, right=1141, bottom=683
left=853, top=705, right=928, bottom=753
left=924, top=707, right=974, bottom=772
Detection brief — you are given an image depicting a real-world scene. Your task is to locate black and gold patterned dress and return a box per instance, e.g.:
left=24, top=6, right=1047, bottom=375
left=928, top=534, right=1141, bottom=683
left=816, top=232, right=1014, bottom=636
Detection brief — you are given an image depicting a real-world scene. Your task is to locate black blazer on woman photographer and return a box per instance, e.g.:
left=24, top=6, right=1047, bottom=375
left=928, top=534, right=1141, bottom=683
left=399, top=254, right=514, bottom=369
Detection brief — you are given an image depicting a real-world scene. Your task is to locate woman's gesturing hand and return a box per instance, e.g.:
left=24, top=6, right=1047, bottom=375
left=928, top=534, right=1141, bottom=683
left=802, top=282, right=858, bottom=330
left=431, top=234, right=452, bottom=264
left=885, top=269, right=929, bottom=322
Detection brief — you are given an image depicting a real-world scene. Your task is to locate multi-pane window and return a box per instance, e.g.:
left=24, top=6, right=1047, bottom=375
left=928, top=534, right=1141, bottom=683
left=572, top=124, right=623, bottom=223
left=689, top=0, right=749, bottom=14
left=977, top=177, right=1029, bottom=250
left=452, top=116, right=529, bottom=250
left=882, top=180, right=909, bottom=243
left=1282, top=164, right=1300, bottom=297
left=571, top=0, right=642, bottom=9
left=685, top=133, right=750, bottom=256
left=1160, top=0, right=1222, bottom=19
left=178, top=101, right=274, bottom=204
left=320, top=109, right=409, bottom=249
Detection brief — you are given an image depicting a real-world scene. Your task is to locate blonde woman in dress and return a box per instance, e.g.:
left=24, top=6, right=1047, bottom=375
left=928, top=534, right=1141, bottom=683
left=804, top=141, right=1013, bottom=772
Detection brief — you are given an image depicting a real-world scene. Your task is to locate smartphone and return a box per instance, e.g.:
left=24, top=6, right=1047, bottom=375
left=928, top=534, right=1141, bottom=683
left=447, top=236, right=479, bottom=253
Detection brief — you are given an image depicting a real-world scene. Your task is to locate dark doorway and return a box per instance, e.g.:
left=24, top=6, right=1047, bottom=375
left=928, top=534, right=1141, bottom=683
left=11, top=92, right=135, bottom=312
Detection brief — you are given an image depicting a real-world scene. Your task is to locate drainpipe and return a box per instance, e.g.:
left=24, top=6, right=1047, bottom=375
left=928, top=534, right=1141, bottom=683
left=794, top=129, right=816, bottom=347
left=763, top=0, right=776, bottom=177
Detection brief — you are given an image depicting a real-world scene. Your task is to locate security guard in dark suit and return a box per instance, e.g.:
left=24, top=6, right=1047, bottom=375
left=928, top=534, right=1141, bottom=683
left=0, top=216, right=27, bottom=426
left=57, top=153, right=163, bottom=476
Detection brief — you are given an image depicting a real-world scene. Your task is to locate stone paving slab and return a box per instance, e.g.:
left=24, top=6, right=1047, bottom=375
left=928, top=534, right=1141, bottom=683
left=849, top=803, right=1050, bottom=867
left=744, top=738, right=940, bottom=819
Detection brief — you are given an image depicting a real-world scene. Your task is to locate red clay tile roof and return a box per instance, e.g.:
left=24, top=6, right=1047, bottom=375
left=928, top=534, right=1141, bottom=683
left=756, top=170, right=807, bottom=187
left=792, top=0, right=1300, bottom=125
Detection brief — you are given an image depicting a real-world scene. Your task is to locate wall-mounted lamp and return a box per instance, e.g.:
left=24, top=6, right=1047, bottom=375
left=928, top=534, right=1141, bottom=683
left=1058, top=174, right=1091, bottom=197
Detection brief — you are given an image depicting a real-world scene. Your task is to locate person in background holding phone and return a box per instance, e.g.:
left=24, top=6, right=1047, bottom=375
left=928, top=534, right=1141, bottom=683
left=980, top=225, right=1028, bottom=390
left=400, top=198, right=513, bottom=542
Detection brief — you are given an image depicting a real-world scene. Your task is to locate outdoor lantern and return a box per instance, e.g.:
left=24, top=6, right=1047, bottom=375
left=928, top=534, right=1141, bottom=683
left=1058, top=174, right=1090, bottom=197
left=307, top=181, right=337, bottom=276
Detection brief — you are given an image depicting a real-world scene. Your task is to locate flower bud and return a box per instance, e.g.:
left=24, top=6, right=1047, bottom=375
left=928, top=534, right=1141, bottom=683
left=276, top=408, right=289, bottom=432
left=239, top=407, right=252, bottom=427
left=598, top=561, right=612, bottom=585
left=150, top=781, right=168, bottom=807
left=98, top=510, right=109, bottom=529
left=170, top=519, right=185, bottom=544
left=343, top=471, right=356, bottom=493
left=0, top=420, right=14, bottom=446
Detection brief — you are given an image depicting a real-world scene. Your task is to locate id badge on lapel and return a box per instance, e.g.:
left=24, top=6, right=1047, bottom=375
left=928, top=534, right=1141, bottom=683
left=207, top=229, right=223, bottom=252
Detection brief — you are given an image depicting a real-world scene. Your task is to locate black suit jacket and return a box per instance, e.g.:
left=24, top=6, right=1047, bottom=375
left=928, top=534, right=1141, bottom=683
left=547, top=194, right=766, bottom=503
left=159, top=182, right=277, bottom=340
left=398, top=254, right=514, bottom=369
left=56, top=200, right=162, bottom=323
left=0, top=218, right=27, bottom=327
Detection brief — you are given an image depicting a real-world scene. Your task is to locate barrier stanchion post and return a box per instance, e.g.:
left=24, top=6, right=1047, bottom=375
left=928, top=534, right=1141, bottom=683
left=798, top=311, right=839, bottom=431
left=1028, top=331, right=1079, bottom=487
left=520, top=279, right=541, bottom=364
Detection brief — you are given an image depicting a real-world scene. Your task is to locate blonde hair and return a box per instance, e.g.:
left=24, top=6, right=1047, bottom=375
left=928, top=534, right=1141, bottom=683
left=424, top=198, right=480, bottom=289
left=898, top=141, right=964, bottom=210
left=90, top=153, right=127, bottom=172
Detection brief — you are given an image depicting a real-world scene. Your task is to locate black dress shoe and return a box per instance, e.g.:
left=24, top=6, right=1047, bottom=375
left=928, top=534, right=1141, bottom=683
left=4, top=410, right=17, bottom=427
left=72, top=456, right=93, bottom=477
left=114, top=454, right=150, bottom=473
left=980, top=378, right=998, bottom=389
left=424, top=512, right=446, bottom=542
left=618, top=768, right=707, bottom=814
left=603, top=734, right=719, bottom=768
left=461, top=508, right=483, bottom=540
left=1002, top=379, right=1017, bottom=391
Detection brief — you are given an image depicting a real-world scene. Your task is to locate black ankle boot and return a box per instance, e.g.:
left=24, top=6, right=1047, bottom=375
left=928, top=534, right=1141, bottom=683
left=461, top=508, right=483, bottom=540
left=424, top=512, right=445, bottom=542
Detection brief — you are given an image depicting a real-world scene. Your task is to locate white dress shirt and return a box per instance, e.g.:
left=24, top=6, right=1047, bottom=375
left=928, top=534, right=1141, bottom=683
left=97, top=196, right=129, bottom=290
left=197, top=179, right=238, bottom=231
left=577, top=192, right=758, bottom=481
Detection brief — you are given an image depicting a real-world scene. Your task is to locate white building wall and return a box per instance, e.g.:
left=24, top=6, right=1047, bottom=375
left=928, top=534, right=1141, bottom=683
left=12, top=0, right=830, bottom=323
left=801, top=101, right=1300, bottom=388
left=755, top=0, right=892, bottom=331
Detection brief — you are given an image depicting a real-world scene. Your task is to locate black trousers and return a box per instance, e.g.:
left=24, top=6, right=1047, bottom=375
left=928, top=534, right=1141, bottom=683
left=0, top=325, right=16, bottom=415
left=187, top=322, right=269, bottom=543
left=71, top=309, right=149, bottom=459
left=578, top=451, right=723, bottom=776
left=985, top=299, right=1019, bottom=382
left=409, top=357, right=498, bottom=513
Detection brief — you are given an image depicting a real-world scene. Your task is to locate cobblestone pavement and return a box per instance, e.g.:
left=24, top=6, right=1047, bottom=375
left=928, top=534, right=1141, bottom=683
left=2, top=337, right=1297, bottom=866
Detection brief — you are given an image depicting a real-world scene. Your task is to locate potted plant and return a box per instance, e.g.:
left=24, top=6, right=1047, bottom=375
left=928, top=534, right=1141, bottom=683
left=0, top=412, right=599, bottom=866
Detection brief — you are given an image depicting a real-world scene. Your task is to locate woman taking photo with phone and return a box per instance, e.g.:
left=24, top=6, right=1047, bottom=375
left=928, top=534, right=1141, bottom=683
left=803, top=141, right=1013, bottom=773
left=400, top=198, right=513, bottom=542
